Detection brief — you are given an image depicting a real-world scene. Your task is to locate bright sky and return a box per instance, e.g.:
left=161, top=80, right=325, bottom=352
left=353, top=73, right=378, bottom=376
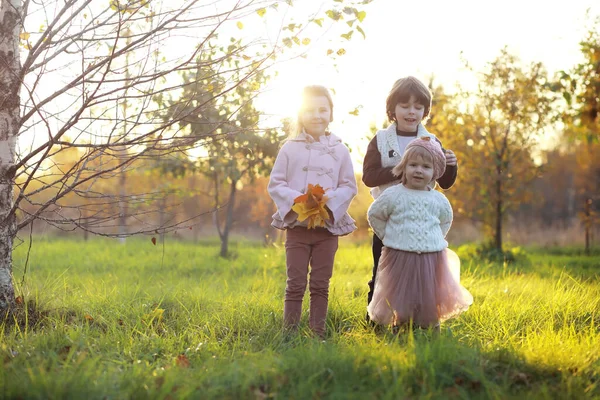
left=17, top=0, right=600, bottom=167
left=256, top=0, right=600, bottom=162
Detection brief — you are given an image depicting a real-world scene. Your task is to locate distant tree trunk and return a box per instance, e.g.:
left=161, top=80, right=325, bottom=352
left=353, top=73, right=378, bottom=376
left=211, top=171, right=236, bottom=258
left=190, top=174, right=201, bottom=242
left=118, top=169, right=127, bottom=244
left=159, top=196, right=167, bottom=243
left=0, top=0, right=20, bottom=311
left=83, top=200, right=89, bottom=241
left=584, top=198, right=592, bottom=256
left=494, top=164, right=503, bottom=251
left=219, top=180, right=237, bottom=258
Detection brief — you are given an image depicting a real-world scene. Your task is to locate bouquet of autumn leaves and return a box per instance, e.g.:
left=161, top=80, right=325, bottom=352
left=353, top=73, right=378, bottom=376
left=292, top=184, right=331, bottom=229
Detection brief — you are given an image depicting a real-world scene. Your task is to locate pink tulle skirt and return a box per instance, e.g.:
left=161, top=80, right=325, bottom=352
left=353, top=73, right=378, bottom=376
left=367, top=247, right=473, bottom=327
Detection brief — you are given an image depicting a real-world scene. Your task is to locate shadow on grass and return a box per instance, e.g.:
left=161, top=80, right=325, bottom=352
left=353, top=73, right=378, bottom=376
left=1, top=298, right=109, bottom=333
left=186, top=322, right=590, bottom=399
left=2, top=299, right=597, bottom=399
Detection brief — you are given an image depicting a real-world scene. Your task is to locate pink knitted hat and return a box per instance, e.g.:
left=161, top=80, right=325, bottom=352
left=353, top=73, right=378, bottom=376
left=402, top=136, right=447, bottom=180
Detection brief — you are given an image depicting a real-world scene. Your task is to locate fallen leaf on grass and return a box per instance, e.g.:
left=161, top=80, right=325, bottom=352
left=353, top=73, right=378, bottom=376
left=251, top=384, right=276, bottom=399
left=155, top=376, right=165, bottom=388
left=176, top=354, right=190, bottom=368
left=470, top=380, right=482, bottom=390
left=444, top=387, right=460, bottom=397
left=512, top=371, right=530, bottom=386
left=57, top=345, right=72, bottom=361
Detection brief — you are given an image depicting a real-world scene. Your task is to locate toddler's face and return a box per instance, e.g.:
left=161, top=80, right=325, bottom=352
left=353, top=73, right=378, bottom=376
left=404, top=154, right=434, bottom=191
left=394, top=95, right=424, bottom=132
left=300, top=95, right=332, bottom=138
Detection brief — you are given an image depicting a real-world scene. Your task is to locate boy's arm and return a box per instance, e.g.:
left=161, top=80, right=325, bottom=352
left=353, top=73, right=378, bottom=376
left=437, top=163, right=458, bottom=189
left=362, top=136, right=397, bottom=187
left=434, top=137, right=458, bottom=189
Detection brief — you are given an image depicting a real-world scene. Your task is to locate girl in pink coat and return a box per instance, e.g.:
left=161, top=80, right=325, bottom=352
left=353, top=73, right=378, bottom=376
left=268, top=85, right=357, bottom=337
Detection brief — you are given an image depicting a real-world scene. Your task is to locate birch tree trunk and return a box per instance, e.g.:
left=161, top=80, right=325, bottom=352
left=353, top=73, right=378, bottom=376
left=0, top=0, right=21, bottom=311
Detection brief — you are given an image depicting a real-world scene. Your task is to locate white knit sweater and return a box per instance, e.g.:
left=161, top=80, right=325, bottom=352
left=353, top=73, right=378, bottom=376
left=367, top=184, right=453, bottom=253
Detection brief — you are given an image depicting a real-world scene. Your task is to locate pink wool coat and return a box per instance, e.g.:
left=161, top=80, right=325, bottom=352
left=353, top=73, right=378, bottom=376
left=268, top=131, right=358, bottom=236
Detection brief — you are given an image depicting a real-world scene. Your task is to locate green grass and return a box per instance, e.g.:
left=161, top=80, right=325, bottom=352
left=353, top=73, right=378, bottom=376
left=1, top=238, right=599, bottom=399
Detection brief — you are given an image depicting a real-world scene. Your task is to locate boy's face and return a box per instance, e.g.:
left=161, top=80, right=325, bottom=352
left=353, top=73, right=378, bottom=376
left=394, top=95, right=425, bottom=132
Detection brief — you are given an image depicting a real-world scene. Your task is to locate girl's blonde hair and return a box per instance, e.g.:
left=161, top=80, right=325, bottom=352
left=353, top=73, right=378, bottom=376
left=289, top=85, right=334, bottom=138
left=392, top=145, right=435, bottom=185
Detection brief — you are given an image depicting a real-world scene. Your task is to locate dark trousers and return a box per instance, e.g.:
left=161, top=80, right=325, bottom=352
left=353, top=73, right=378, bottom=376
left=366, top=233, right=384, bottom=320
left=284, top=227, right=339, bottom=337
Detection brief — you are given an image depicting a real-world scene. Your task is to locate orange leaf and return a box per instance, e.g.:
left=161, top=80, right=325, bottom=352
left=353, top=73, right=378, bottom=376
left=84, top=314, right=94, bottom=321
left=15, top=296, right=23, bottom=305
left=308, top=183, right=325, bottom=197
left=151, top=237, right=157, bottom=245
left=294, top=193, right=308, bottom=203
left=294, top=184, right=327, bottom=204
left=176, top=354, right=190, bottom=368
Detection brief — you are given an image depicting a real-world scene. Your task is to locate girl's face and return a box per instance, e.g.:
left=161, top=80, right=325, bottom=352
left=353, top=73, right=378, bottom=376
left=394, top=95, right=425, bottom=132
left=300, top=95, right=332, bottom=138
left=404, top=154, right=434, bottom=190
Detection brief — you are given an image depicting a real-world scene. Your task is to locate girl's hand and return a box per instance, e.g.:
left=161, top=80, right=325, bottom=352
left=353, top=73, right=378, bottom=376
left=445, top=149, right=457, bottom=166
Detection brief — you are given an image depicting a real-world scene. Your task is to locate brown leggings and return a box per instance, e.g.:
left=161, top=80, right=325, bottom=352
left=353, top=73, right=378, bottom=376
left=284, top=227, right=339, bottom=337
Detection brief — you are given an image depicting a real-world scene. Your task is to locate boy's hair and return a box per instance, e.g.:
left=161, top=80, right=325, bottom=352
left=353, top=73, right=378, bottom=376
left=290, top=85, right=334, bottom=138
left=385, top=76, right=432, bottom=123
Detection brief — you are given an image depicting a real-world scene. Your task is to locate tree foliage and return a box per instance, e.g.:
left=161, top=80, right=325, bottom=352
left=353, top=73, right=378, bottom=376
left=553, top=15, right=600, bottom=254
left=428, top=49, right=555, bottom=250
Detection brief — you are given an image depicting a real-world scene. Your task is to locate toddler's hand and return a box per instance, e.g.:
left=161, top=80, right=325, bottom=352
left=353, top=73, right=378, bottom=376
left=445, top=149, right=457, bottom=166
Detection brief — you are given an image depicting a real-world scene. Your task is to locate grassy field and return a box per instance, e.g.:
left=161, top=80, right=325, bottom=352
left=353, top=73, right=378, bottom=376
left=1, top=238, right=599, bottom=399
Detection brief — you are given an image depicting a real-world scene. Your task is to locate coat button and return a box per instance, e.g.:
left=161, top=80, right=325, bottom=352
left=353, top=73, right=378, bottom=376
left=302, top=167, right=308, bottom=171
left=305, top=145, right=310, bottom=149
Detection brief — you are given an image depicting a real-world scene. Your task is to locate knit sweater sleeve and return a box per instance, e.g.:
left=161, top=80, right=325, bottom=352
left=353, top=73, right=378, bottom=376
left=325, top=144, right=358, bottom=222
left=367, top=188, right=394, bottom=240
left=438, top=193, right=453, bottom=238
left=362, top=135, right=396, bottom=187
left=267, top=146, right=303, bottom=222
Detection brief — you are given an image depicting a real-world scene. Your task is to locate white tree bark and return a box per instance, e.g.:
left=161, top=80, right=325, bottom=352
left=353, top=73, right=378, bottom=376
left=0, top=0, right=21, bottom=310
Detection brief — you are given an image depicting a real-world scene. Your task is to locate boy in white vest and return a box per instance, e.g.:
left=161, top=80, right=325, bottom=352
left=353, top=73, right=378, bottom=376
left=362, top=76, right=458, bottom=324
